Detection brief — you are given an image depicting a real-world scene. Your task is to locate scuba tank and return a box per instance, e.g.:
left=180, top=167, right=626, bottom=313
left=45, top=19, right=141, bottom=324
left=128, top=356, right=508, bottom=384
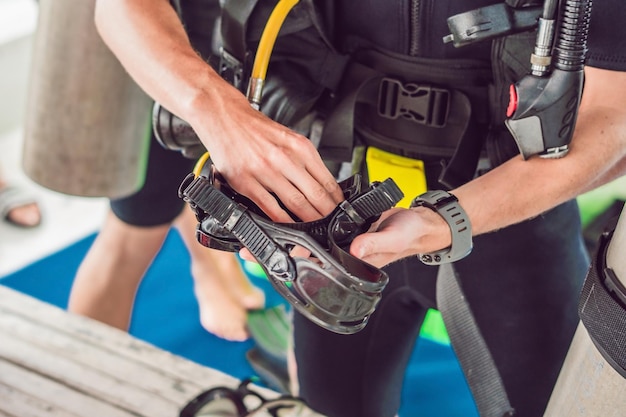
left=545, top=205, right=626, bottom=416
left=22, top=0, right=151, bottom=198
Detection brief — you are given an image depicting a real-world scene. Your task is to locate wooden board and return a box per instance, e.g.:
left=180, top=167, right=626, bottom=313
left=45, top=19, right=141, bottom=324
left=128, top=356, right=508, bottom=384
left=0, top=285, right=270, bottom=417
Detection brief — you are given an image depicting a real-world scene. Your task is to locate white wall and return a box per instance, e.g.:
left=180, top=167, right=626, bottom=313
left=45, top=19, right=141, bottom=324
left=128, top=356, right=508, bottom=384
left=0, top=0, right=38, bottom=134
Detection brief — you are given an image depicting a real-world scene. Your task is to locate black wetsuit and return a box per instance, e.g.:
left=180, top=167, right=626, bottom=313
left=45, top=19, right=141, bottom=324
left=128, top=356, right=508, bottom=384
left=293, top=2, right=626, bottom=417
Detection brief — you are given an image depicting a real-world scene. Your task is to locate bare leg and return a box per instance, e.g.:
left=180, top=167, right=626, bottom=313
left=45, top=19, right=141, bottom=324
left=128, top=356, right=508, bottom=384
left=69, top=207, right=264, bottom=341
left=175, top=208, right=265, bottom=341
left=68, top=210, right=168, bottom=330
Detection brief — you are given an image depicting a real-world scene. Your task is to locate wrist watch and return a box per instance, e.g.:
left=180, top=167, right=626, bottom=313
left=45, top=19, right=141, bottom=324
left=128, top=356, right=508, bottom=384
left=410, top=190, right=473, bottom=265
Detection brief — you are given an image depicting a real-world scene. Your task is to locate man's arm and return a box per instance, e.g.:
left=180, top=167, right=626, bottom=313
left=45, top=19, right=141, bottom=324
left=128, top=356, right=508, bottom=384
left=94, top=0, right=344, bottom=222
left=459, top=66, right=626, bottom=234
left=352, top=66, right=626, bottom=267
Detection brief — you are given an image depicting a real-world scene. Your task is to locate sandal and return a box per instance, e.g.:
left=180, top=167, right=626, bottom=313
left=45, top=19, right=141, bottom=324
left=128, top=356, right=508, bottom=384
left=0, top=185, right=42, bottom=228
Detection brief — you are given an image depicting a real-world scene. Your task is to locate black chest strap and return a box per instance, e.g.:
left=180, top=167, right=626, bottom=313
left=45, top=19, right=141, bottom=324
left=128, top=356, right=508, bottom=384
left=317, top=49, right=492, bottom=189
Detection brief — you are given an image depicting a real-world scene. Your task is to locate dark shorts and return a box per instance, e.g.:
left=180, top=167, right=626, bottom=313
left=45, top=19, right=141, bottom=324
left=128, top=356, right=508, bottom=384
left=294, top=200, right=589, bottom=417
left=110, top=132, right=195, bottom=227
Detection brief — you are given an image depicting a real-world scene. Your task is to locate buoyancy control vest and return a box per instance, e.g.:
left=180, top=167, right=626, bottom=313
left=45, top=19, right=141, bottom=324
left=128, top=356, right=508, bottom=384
left=174, top=0, right=545, bottom=189
left=163, top=4, right=592, bottom=415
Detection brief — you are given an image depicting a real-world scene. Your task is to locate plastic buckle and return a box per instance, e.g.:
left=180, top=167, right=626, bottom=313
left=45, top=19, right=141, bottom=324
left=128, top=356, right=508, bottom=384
left=378, top=78, right=450, bottom=128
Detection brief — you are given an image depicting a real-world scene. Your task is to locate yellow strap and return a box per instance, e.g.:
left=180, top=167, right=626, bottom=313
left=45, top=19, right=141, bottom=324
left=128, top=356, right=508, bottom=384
left=366, top=147, right=427, bottom=208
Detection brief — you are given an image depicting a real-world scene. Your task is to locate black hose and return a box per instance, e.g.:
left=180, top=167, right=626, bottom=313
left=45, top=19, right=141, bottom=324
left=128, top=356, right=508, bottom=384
left=554, top=0, right=593, bottom=71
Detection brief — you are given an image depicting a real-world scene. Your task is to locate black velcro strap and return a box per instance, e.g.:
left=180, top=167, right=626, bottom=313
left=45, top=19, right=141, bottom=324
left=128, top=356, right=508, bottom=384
left=318, top=49, right=492, bottom=188
left=438, top=113, right=482, bottom=190
left=317, top=61, right=382, bottom=162
left=183, top=175, right=296, bottom=280
left=347, top=178, right=404, bottom=221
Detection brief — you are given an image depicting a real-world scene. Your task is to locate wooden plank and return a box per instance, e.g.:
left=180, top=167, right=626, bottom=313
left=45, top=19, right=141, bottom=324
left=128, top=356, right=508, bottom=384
left=0, top=286, right=240, bottom=389
left=0, top=382, right=71, bottom=417
left=0, top=286, right=290, bottom=416
left=0, top=360, right=133, bottom=417
left=0, top=332, right=181, bottom=416
left=0, top=310, right=202, bottom=406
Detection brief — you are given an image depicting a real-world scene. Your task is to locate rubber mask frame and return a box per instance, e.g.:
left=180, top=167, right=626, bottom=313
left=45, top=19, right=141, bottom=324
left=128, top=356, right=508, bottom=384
left=179, top=159, right=403, bottom=334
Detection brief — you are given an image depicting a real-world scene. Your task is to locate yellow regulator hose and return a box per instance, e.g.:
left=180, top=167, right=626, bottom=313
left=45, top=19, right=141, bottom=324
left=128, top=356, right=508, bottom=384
left=193, top=151, right=211, bottom=178
left=246, top=0, right=300, bottom=108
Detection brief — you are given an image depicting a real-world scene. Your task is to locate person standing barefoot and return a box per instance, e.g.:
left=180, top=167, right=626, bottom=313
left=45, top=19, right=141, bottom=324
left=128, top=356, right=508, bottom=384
left=69, top=206, right=264, bottom=341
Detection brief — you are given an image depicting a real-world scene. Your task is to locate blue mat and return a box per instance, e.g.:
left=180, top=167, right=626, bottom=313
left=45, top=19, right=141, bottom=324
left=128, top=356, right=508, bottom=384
left=0, top=229, right=477, bottom=417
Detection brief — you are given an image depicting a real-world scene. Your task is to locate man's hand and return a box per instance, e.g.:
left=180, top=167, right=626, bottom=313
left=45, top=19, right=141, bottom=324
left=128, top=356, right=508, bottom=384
left=95, top=0, right=344, bottom=224
left=189, top=87, right=344, bottom=223
left=349, top=207, right=451, bottom=268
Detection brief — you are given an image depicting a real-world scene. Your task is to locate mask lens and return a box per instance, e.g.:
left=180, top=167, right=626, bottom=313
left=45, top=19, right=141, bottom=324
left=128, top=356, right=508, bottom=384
left=293, top=258, right=376, bottom=320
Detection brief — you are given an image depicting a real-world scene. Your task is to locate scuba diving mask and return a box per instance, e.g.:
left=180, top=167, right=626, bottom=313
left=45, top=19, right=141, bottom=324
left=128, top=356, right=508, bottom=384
left=179, top=158, right=403, bottom=334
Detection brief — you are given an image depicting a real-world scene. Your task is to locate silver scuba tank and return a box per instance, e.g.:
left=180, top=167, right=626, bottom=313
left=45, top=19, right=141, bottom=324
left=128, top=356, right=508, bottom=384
left=22, top=0, right=151, bottom=198
left=545, top=206, right=626, bottom=416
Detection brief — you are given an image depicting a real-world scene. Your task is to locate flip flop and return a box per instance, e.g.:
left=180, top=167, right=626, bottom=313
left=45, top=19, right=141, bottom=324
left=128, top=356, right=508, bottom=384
left=246, top=305, right=292, bottom=394
left=0, top=185, right=42, bottom=228
left=247, top=304, right=291, bottom=367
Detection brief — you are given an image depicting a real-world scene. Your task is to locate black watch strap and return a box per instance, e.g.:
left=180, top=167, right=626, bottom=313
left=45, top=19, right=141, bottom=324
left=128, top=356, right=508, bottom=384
left=410, top=190, right=473, bottom=265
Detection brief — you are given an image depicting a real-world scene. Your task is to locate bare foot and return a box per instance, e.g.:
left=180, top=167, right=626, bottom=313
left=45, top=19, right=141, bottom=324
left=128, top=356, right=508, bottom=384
left=191, top=259, right=251, bottom=342
left=209, top=249, right=265, bottom=311
left=175, top=207, right=265, bottom=340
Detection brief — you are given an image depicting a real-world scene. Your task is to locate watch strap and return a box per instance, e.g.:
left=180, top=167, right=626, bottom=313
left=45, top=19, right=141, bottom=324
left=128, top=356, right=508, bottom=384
left=410, top=190, right=473, bottom=265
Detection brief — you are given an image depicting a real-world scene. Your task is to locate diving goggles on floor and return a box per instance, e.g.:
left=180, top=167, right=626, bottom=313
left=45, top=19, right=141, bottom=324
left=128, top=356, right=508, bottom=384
left=179, top=158, right=403, bottom=334
left=179, top=378, right=309, bottom=417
